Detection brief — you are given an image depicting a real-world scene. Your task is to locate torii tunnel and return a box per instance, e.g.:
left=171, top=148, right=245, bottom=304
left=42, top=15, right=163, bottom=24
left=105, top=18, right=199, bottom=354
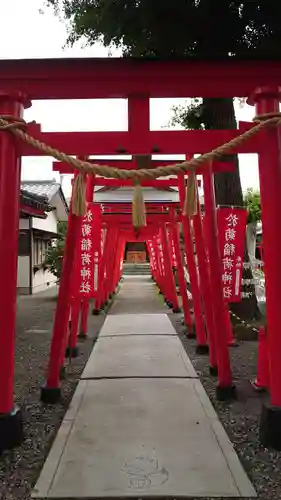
left=0, top=57, right=281, bottom=452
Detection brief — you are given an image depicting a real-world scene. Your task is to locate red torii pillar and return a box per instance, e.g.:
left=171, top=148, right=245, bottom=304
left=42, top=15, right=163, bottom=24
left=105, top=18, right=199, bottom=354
left=192, top=189, right=217, bottom=362
left=93, top=226, right=110, bottom=314
left=79, top=174, right=95, bottom=339
left=178, top=175, right=209, bottom=352
left=203, top=163, right=234, bottom=400
left=107, top=227, right=119, bottom=300
left=248, top=86, right=281, bottom=450
left=169, top=211, right=193, bottom=329
left=67, top=171, right=95, bottom=356
left=41, top=175, right=85, bottom=404
left=157, top=234, right=166, bottom=293
left=100, top=225, right=116, bottom=308
left=67, top=298, right=81, bottom=359
left=115, top=230, right=123, bottom=289
left=0, top=91, right=30, bottom=451
left=151, top=235, right=164, bottom=290
left=159, top=223, right=180, bottom=312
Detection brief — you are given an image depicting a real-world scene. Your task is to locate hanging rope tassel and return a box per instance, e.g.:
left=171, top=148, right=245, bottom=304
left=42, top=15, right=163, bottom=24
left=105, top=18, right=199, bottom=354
left=72, top=172, right=87, bottom=217
left=183, top=171, right=198, bottom=216
left=132, top=180, right=146, bottom=228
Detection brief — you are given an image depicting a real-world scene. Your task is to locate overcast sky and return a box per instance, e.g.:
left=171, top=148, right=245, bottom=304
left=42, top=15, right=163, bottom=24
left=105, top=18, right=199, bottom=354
left=0, top=0, right=260, bottom=196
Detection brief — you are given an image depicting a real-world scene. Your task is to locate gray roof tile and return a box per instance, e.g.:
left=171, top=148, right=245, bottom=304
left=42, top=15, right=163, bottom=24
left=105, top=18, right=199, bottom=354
left=20, top=181, right=60, bottom=202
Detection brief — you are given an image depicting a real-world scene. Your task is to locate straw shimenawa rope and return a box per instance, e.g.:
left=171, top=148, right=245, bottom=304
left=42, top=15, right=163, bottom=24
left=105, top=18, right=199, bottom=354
left=132, top=179, right=147, bottom=228
left=183, top=170, right=198, bottom=216
left=0, top=113, right=280, bottom=221
left=72, top=172, right=87, bottom=217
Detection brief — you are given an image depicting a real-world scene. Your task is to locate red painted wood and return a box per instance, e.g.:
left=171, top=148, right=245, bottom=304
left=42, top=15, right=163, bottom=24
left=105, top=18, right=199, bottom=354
left=20, top=127, right=261, bottom=156
left=0, top=93, right=28, bottom=414
left=169, top=216, right=193, bottom=326
left=177, top=175, right=208, bottom=347
left=203, top=164, right=232, bottom=387
left=101, top=213, right=181, bottom=224
left=20, top=204, right=46, bottom=218
left=47, top=213, right=82, bottom=387
left=100, top=202, right=180, bottom=209
left=250, top=86, right=281, bottom=407
left=1, top=57, right=281, bottom=99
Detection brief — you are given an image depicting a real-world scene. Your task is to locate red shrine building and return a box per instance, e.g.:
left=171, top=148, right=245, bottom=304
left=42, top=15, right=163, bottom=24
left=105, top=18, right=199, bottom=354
left=93, top=180, right=204, bottom=264
left=94, top=183, right=180, bottom=263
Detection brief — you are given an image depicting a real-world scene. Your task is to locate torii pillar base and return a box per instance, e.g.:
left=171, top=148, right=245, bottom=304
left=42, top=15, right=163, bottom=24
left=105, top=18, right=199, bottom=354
left=78, top=332, right=88, bottom=340
left=196, top=344, right=210, bottom=356
left=216, top=384, right=237, bottom=402
left=260, top=404, right=281, bottom=451
left=209, top=365, right=218, bottom=377
left=41, top=386, right=61, bottom=405
left=186, top=327, right=196, bottom=340
left=60, top=366, right=67, bottom=380
left=0, top=407, right=23, bottom=454
left=65, top=346, right=79, bottom=359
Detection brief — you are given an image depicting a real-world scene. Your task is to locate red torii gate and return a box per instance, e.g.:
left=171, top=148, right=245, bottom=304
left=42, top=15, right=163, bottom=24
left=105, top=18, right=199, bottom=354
left=65, top=192, right=187, bottom=354
left=0, top=58, right=281, bottom=452
left=54, top=151, right=235, bottom=367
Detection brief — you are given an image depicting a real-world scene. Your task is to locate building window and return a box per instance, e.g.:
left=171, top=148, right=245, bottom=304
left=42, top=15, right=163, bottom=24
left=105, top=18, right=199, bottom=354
left=33, top=239, right=39, bottom=265
left=33, top=239, right=49, bottom=265
left=18, top=232, right=30, bottom=256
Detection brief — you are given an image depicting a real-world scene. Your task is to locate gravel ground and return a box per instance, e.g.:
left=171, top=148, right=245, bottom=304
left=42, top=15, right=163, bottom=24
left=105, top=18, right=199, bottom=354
left=1, top=285, right=280, bottom=500
left=0, top=288, right=106, bottom=500
left=170, top=313, right=281, bottom=500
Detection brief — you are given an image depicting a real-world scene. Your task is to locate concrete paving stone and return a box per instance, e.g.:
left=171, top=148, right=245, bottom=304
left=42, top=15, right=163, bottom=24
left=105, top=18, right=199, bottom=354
left=32, top=378, right=256, bottom=499
left=100, top=313, right=176, bottom=336
left=109, top=276, right=170, bottom=315
left=110, top=297, right=169, bottom=315
left=81, top=335, right=198, bottom=379
left=32, top=278, right=256, bottom=499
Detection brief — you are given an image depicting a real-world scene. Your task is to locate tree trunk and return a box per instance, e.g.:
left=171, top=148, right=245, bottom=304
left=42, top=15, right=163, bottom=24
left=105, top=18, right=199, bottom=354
left=202, top=97, right=260, bottom=320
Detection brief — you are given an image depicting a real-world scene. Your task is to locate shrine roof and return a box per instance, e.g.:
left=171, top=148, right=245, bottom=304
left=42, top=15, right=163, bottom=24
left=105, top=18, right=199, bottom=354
left=21, top=181, right=69, bottom=221
left=21, top=180, right=61, bottom=201
left=20, top=189, right=51, bottom=213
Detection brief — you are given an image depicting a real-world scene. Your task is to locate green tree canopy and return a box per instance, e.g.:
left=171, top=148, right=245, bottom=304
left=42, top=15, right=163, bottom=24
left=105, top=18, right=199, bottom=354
left=244, top=188, right=261, bottom=224
left=45, top=0, right=276, bottom=319
left=45, top=0, right=279, bottom=207
left=46, top=1, right=281, bottom=57
left=44, top=221, right=67, bottom=280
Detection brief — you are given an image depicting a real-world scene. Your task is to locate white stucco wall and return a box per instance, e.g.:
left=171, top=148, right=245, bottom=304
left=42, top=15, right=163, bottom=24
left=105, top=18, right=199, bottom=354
left=17, top=249, right=58, bottom=295
left=31, top=211, right=58, bottom=293
left=32, top=210, right=57, bottom=232
left=18, top=211, right=59, bottom=294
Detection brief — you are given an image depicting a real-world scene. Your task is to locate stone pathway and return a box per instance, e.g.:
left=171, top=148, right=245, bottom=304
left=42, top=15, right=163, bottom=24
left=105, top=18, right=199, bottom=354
left=32, top=276, right=256, bottom=499
left=110, top=275, right=170, bottom=314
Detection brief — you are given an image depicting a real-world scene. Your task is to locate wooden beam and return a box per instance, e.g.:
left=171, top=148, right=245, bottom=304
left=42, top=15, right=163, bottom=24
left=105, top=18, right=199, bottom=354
left=1, top=57, right=281, bottom=99
left=19, top=125, right=261, bottom=157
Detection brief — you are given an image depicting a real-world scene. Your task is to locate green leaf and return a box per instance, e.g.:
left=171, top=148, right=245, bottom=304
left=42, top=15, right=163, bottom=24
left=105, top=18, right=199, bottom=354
left=43, top=221, right=67, bottom=280
left=243, top=188, right=261, bottom=223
